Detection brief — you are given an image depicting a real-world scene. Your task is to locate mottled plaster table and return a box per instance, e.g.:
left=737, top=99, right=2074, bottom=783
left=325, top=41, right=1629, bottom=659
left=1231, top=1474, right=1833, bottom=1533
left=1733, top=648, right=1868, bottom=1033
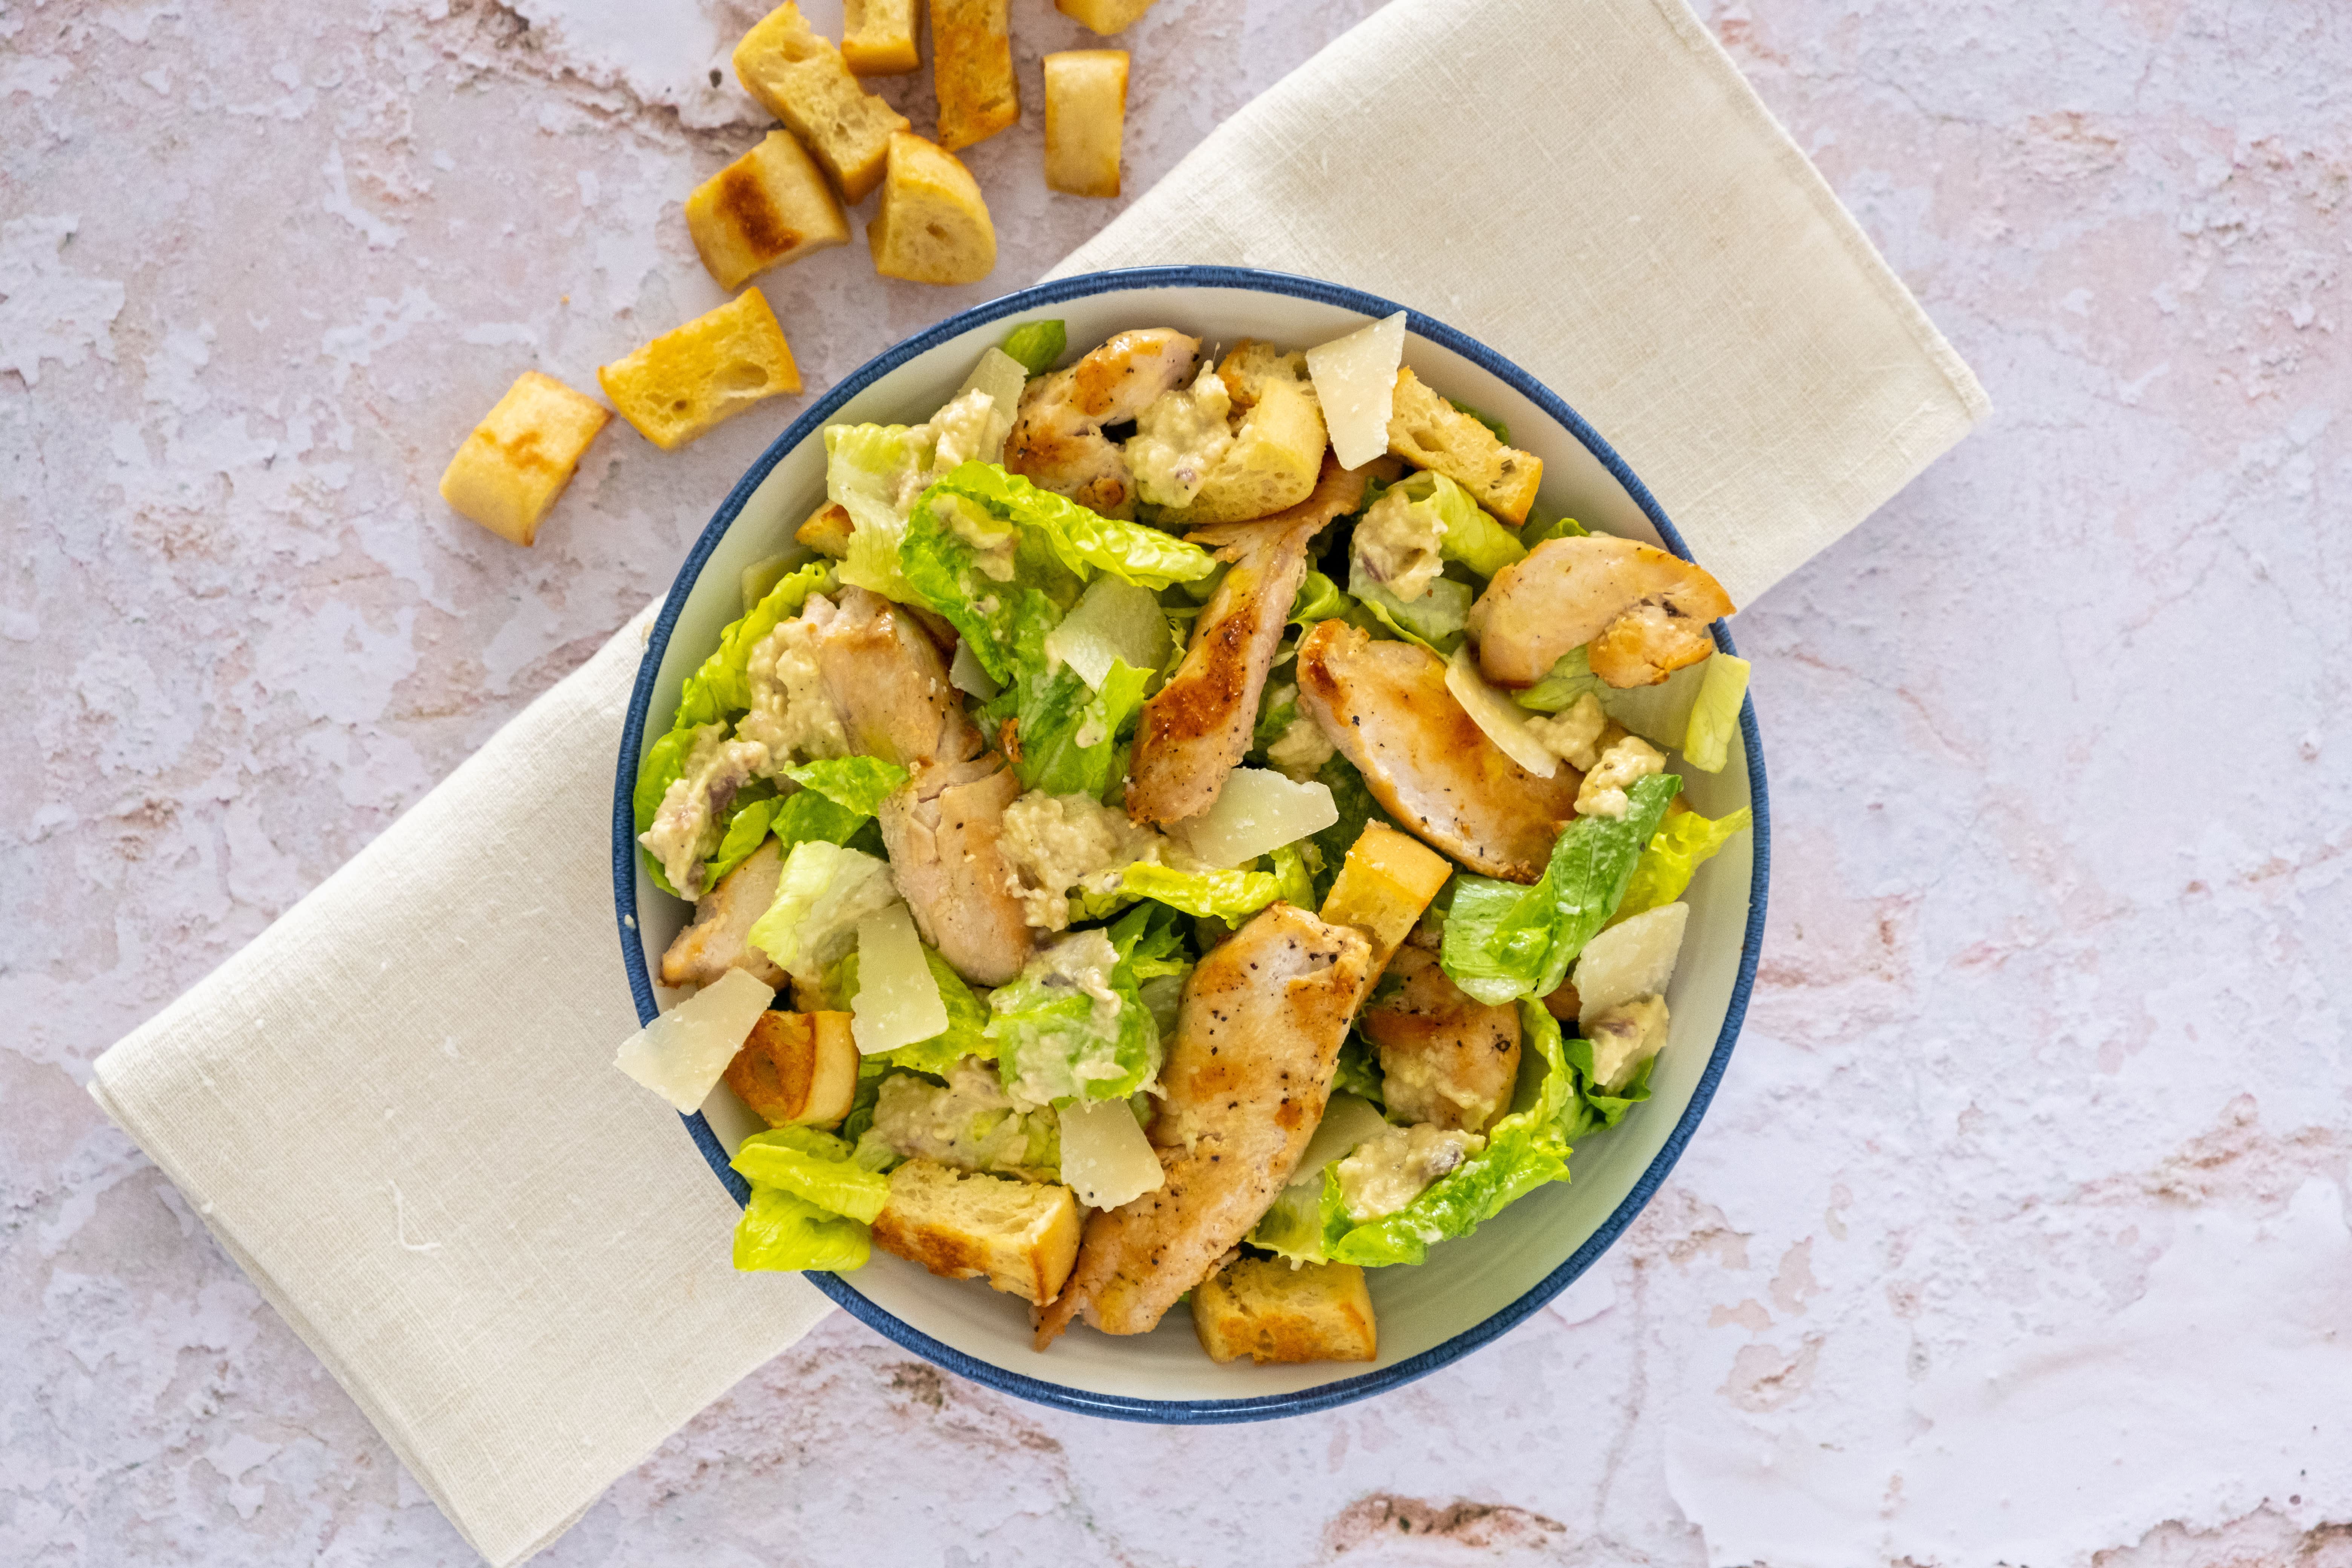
left=6, top=2, right=2349, bottom=1564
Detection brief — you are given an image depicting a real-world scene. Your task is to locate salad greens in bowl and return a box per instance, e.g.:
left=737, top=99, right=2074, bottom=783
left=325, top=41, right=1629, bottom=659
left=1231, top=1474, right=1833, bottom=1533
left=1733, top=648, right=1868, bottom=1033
left=612, top=266, right=1767, bottom=1421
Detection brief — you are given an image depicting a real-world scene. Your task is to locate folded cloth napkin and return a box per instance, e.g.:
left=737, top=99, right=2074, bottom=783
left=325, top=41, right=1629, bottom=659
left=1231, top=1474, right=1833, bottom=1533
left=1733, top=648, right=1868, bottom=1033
left=92, top=0, right=1987, bottom=1562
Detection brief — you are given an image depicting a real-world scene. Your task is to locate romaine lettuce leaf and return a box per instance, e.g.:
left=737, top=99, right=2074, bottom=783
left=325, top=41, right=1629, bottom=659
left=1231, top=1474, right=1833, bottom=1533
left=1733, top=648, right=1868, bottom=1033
left=986, top=917, right=1167, bottom=1107
left=853, top=1062, right=1061, bottom=1179
left=1001, top=657, right=1152, bottom=799
left=1349, top=568, right=1472, bottom=654
left=925, top=462, right=1217, bottom=591
left=1680, top=652, right=1751, bottom=772
left=828, top=943, right=994, bottom=1074
left=744, top=841, right=900, bottom=983
left=998, top=319, right=1067, bottom=377
left=1332, top=1032, right=1386, bottom=1105
left=1321, top=1000, right=1574, bottom=1267
left=730, top=1125, right=891, bottom=1223
left=826, top=422, right=934, bottom=601
left=782, top=756, right=909, bottom=816
left=1268, top=843, right=1317, bottom=910
left=1612, top=804, right=1752, bottom=926
left=1559, top=1034, right=1657, bottom=1139
left=1118, top=862, right=1282, bottom=920
left=732, top=1185, right=870, bottom=1272
left=1519, top=511, right=1589, bottom=546
left=1439, top=773, right=1683, bottom=1004
left=1288, top=570, right=1354, bottom=628
left=1513, top=646, right=1604, bottom=714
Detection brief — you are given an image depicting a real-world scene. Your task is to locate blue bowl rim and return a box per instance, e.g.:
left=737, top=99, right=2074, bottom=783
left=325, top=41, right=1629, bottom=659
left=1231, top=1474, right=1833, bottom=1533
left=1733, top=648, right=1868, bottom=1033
left=612, top=263, right=1770, bottom=1425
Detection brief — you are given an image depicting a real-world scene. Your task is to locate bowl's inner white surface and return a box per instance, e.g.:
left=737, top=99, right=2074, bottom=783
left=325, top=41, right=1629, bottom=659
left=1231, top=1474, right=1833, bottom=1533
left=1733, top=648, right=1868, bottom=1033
left=634, top=284, right=1757, bottom=1406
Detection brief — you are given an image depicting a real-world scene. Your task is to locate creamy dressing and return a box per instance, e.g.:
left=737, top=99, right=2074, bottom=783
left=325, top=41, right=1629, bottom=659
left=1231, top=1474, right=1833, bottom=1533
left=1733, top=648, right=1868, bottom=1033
left=999, top=792, right=1165, bottom=931
left=1576, top=731, right=1666, bottom=818
left=1127, top=366, right=1236, bottom=508
left=1352, top=484, right=1446, bottom=602
left=1585, top=992, right=1669, bottom=1093
left=1028, top=928, right=1125, bottom=1035
left=1525, top=691, right=1608, bottom=772
left=1335, top=1123, right=1486, bottom=1222
left=861, top=1057, right=1058, bottom=1178
left=1264, top=710, right=1337, bottom=781
left=640, top=723, right=768, bottom=896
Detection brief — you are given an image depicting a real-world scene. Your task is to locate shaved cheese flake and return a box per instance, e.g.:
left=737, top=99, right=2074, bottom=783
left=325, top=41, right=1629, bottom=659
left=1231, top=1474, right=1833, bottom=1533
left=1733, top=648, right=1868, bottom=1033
left=1446, top=644, right=1559, bottom=778
left=1175, top=767, right=1338, bottom=869
left=1057, top=1095, right=1165, bottom=1209
left=1292, top=1093, right=1394, bottom=1188
left=614, top=966, right=775, bottom=1113
left=949, top=637, right=1001, bottom=699
left=1572, top=901, right=1690, bottom=1023
left=1043, top=576, right=1169, bottom=690
left=1306, top=311, right=1408, bottom=469
left=850, top=902, right=949, bottom=1054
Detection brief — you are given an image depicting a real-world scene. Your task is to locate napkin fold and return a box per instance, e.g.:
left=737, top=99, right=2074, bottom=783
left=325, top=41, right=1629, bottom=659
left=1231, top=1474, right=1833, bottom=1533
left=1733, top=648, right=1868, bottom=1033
left=92, top=0, right=1987, bottom=1562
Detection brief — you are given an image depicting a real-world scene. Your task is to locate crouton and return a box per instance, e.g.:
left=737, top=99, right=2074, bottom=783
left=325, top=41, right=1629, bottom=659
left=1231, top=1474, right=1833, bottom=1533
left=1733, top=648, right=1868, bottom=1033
left=1141, top=375, right=1327, bottom=528
left=842, top=0, right=921, bottom=74
left=733, top=4, right=911, bottom=203
left=870, top=1159, right=1081, bottom=1305
left=1192, top=1257, right=1377, bottom=1365
left=599, top=288, right=801, bottom=452
left=1216, top=338, right=1311, bottom=412
left=1386, top=367, right=1542, bottom=523
left=1043, top=50, right=1127, bottom=198
left=868, top=132, right=996, bottom=285
left=725, top=1010, right=859, bottom=1128
left=1054, top=0, right=1157, bottom=34
left=930, top=0, right=1017, bottom=152
left=1318, top=822, right=1452, bottom=977
left=796, top=500, right=853, bottom=557
left=683, top=130, right=851, bottom=291
left=661, top=836, right=790, bottom=990
left=438, top=371, right=611, bottom=547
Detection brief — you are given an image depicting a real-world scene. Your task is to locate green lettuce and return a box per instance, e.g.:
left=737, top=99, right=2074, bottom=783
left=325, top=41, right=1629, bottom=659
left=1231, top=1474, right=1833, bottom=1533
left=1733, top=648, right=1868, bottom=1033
left=1611, top=803, right=1751, bottom=925
left=1321, top=1001, right=1575, bottom=1267
left=986, top=906, right=1177, bottom=1107
left=1350, top=568, right=1473, bottom=654
left=1513, top=646, right=1604, bottom=715
left=998, top=319, right=1067, bottom=377
left=829, top=944, right=994, bottom=1074
left=826, top=422, right=934, bottom=601
left=1440, top=773, right=1683, bottom=1004
left=1332, top=1032, right=1386, bottom=1105
left=852, top=1062, right=1061, bottom=1179
left=732, top=1185, right=870, bottom=1272
left=1681, top=652, right=1751, bottom=772
left=1519, top=511, right=1589, bottom=546
left=731, top=1125, right=891, bottom=1223
left=1118, top=861, right=1281, bottom=920
left=783, top=756, right=909, bottom=816
left=1288, top=570, right=1354, bottom=628
left=1560, top=1034, right=1657, bottom=1140
left=923, top=462, right=1217, bottom=593
left=997, top=657, right=1152, bottom=799
left=744, top=841, right=901, bottom=983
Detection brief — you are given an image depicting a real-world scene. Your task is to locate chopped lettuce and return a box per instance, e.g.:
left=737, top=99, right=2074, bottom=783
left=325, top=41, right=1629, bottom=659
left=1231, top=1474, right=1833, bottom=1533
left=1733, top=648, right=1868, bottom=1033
left=1358, top=471, right=1526, bottom=583
left=1513, top=646, right=1604, bottom=715
left=1611, top=804, right=1752, bottom=926
left=925, top=462, right=1217, bottom=592
left=902, top=475, right=1081, bottom=686
left=1109, top=899, right=1194, bottom=984
left=1288, top=570, right=1354, bottom=629
left=1560, top=1034, right=1657, bottom=1140
left=1519, top=511, right=1589, bottom=546
left=998, top=657, right=1152, bottom=799
left=744, top=841, right=900, bottom=983
left=1681, top=652, right=1751, bottom=772
left=1333, top=1032, right=1386, bottom=1105
left=829, top=943, right=994, bottom=1074
left=998, top=319, right=1067, bottom=377
left=1268, top=843, right=1317, bottom=910
left=853, top=1061, right=1061, bottom=1179
left=986, top=908, right=1176, bottom=1107
left=826, top=422, right=936, bottom=601
left=1320, top=1001, right=1575, bottom=1267
left=1118, top=862, right=1282, bottom=920
left=1350, top=567, right=1472, bottom=654
left=1439, top=773, right=1683, bottom=1005
left=1250, top=1182, right=1327, bottom=1263
left=732, top=1185, right=870, bottom=1272
left=731, top=1125, right=891, bottom=1223
left=782, top=756, right=909, bottom=816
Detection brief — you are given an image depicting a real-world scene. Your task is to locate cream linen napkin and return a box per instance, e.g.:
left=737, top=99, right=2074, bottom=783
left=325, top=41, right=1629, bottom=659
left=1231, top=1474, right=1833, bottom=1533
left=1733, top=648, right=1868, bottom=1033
left=91, top=0, right=1987, bottom=1562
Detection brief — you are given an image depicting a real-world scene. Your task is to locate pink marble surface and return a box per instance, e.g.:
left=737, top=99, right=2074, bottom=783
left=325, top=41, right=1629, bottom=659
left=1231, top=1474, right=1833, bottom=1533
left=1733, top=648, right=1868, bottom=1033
left=5, top=0, right=2349, bottom=1563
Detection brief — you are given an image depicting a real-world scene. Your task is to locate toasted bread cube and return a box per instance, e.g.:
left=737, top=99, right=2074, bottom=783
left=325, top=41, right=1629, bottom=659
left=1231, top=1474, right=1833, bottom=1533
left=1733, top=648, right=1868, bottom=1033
left=868, top=132, right=996, bottom=285
left=1055, top=0, right=1156, bottom=33
left=724, top=1009, right=859, bottom=1127
left=930, top=0, right=1017, bottom=152
left=1193, top=1258, right=1377, bottom=1365
left=796, top=500, right=853, bottom=557
left=684, top=131, right=851, bottom=291
left=1216, top=338, right=1309, bottom=411
left=843, top=0, right=921, bottom=74
left=1141, top=375, right=1327, bottom=528
left=662, top=837, right=789, bottom=989
left=1319, top=822, right=1452, bottom=976
left=1387, top=367, right=1543, bottom=524
left=734, top=4, right=911, bottom=203
left=870, top=1159, right=1081, bottom=1305
left=1043, top=50, right=1126, bottom=198
left=599, top=288, right=802, bottom=452
left=437, top=371, right=610, bottom=546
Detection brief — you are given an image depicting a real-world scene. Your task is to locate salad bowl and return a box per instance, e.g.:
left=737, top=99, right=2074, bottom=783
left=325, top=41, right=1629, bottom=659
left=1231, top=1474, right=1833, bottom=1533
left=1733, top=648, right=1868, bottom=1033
left=614, top=265, right=1769, bottom=1422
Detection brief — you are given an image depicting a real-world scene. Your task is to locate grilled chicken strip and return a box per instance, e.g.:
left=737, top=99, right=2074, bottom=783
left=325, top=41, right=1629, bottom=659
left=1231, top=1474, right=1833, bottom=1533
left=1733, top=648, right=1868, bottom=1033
left=1126, top=455, right=1398, bottom=827
left=877, top=756, right=1035, bottom=986
left=1469, top=534, right=1735, bottom=689
left=658, top=836, right=789, bottom=990
left=1358, top=941, right=1522, bottom=1134
left=1295, top=619, right=1581, bottom=883
left=1034, top=903, right=1372, bottom=1346
left=804, top=586, right=983, bottom=770
left=1004, top=328, right=1199, bottom=519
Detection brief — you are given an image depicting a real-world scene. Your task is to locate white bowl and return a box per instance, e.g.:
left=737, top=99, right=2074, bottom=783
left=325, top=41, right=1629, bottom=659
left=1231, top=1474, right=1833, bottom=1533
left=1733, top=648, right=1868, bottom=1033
left=614, top=266, right=1769, bottom=1422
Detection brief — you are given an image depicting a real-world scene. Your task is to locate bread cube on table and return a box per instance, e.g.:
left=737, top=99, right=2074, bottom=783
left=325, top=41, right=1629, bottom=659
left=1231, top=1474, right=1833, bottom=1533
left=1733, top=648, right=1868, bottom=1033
left=437, top=371, right=610, bottom=546
left=733, top=3, right=910, bottom=202
left=1043, top=50, right=1127, bottom=198
left=870, top=1159, right=1081, bottom=1305
left=725, top=1010, right=859, bottom=1128
left=1387, top=366, right=1543, bottom=524
left=1319, top=822, right=1453, bottom=977
left=1193, top=1258, right=1378, bottom=1365
left=868, top=132, right=997, bottom=285
left=1055, top=0, right=1157, bottom=33
left=599, top=288, right=801, bottom=451
left=931, top=0, right=1017, bottom=152
left=842, top=0, right=921, bottom=74
left=684, top=130, right=850, bottom=291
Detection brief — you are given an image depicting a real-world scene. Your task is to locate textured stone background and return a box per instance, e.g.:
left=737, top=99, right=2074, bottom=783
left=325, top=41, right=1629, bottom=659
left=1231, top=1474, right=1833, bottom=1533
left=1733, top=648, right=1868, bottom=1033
left=5, top=0, right=2349, bottom=1563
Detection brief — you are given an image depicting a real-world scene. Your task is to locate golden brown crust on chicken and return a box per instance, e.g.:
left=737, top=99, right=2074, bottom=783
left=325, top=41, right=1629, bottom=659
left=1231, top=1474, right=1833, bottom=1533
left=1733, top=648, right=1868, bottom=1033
left=1033, top=904, right=1372, bottom=1347
left=1468, top=534, right=1735, bottom=689
left=1004, top=328, right=1198, bottom=519
left=1124, top=456, right=1395, bottom=827
left=1294, top=620, right=1580, bottom=883
left=660, top=836, right=790, bottom=989
left=1359, top=943, right=1522, bottom=1134
left=878, top=756, right=1035, bottom=986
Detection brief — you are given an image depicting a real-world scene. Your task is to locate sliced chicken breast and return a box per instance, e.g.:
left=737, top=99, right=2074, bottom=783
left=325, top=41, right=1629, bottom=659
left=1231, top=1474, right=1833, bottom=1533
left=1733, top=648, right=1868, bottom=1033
left=1004, top=328, right=1199, bottom=519
left=1295, top=619, right=1580, bottom=884
left=878, top=756, right=1036, bottom=987
left=658, top=836, right=789, bottom=990
left=1358, top=942, right=1522, bottom=1134
left=1034, top=903, right=1371, bottom=1346
left=805, top=586, right=983, bottom=770
left=1468, top=534, right=1735, bottom=689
